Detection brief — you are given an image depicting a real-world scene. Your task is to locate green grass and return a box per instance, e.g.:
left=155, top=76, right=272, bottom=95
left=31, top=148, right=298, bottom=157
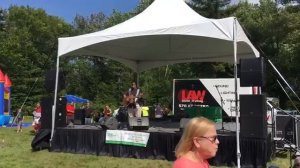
left=0, top=123, right=172, bottom=168
left=0, top=116, right=292, bottom=168
left=268, top=152, right=294, bottom=168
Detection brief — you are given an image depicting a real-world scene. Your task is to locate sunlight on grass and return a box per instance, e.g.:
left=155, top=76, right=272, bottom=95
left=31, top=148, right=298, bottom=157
left=0, top=126, right=172, bottom=168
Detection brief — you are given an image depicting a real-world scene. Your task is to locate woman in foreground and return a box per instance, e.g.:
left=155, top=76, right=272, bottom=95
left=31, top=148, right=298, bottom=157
left=173, top=117, right=219, bottom=168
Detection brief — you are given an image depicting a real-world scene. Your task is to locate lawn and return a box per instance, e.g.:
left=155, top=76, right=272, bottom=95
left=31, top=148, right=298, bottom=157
left=0, top=125, right=173, bottom=168
left=0, top=117, right=292, bottom=168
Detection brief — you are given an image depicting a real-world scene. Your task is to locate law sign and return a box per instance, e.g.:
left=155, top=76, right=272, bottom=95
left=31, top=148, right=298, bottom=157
left=173, top=78, right=252, bottom=118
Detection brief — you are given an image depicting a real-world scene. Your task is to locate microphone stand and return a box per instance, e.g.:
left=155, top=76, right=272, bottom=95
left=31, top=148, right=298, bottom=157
left=215, top=86, right=229, bottom=132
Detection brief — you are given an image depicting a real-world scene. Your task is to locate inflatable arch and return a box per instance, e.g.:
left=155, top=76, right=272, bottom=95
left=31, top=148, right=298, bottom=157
left=0, top=69, right=12, bottom=126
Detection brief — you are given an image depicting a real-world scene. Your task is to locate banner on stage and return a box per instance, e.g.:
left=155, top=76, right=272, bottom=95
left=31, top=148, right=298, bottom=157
left=173, top=78, right=252, bottom=118
left=105, top=130, right=150, bottom=147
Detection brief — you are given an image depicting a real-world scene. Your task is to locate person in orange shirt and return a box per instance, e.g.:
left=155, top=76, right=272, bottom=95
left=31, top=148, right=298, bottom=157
left=98, top=105, right=112, bottom=124
left=66, top=102, right=75, bottom=125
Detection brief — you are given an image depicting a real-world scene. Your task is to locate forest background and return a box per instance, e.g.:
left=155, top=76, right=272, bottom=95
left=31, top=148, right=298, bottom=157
left=0, top=0, right=299, bottom=115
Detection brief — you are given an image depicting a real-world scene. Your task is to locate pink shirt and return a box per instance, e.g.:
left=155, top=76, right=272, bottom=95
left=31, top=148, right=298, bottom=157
left=173, top=157, right=210, bottom=168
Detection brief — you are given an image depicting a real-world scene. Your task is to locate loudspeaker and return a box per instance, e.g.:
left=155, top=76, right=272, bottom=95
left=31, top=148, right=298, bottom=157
left=100, top=117, right=118, bottom=130
left=275, top=115, right=300, bottom=145
left=179, top=118, right=190, bottom=131
left=56, top=97, right=67, bottom=127
left=128, top=117, right=149, bottom=130
left=31, top=129, right=51, bottom=151
left=240, top=57, right=265, bottom=87
left=74, top=109, right=85, bottom=125
left=41, top=96, right=66, bottom=129
left=45, top=69, right=65, bottom=93
left=41, top=97, right=52, bottom=129
left=240, top=94, right=267, bottom=139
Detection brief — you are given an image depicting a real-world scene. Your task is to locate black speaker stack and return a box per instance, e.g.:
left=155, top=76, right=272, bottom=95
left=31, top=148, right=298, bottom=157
left=240, top=94, right=267, bottom=139
left=239, top=57, right=267, bottom=139
left=40, top=69, right=67, bottom=129
left=40, top=97, right=53, bottom=129
left=40, top=96, right=67, bottom=129
left=45, top=69, right=65, bottom=93
left=240, top=57, right=265, bottom=87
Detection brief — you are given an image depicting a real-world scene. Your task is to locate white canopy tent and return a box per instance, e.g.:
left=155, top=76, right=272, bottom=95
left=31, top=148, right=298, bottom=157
left=57, top=0, right=259, bottom=72
left=52, top=0, right=260, bottom=167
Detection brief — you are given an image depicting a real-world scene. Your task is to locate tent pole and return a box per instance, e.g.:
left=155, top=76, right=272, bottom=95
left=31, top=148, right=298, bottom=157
left=233, top=18, right=241, bottom=168
left=50, top=55, right=60, bottom=145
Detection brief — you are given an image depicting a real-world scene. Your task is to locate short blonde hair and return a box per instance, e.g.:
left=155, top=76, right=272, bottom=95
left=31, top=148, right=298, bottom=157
left=175, top=117, right=215, bottom=158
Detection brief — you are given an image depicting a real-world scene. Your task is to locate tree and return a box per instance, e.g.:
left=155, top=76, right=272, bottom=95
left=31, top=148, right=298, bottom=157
left=187, top=0, right=231, bottom=18
left=0, top=6, right=72, bottom=113
left=72, top=12, right=106, bottom=34
left=63, top=11, right=135, bottom=109
left=228, top=1, right=300, bottom=108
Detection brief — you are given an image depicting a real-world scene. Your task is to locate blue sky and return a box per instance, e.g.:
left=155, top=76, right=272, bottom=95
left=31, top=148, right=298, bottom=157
left=1, top=0, right=140, bottom=23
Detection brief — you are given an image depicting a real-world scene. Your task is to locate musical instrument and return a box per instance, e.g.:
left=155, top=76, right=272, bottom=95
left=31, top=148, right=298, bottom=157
left=123, top=94, right=136, bottom=107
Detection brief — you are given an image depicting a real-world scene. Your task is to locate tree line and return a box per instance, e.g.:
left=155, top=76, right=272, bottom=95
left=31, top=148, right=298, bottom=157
left=0, top=0, right=299, bottom=114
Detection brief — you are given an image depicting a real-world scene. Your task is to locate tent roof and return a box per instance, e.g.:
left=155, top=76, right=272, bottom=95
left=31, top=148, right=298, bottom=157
left=58, top=0, right=259, bottom=72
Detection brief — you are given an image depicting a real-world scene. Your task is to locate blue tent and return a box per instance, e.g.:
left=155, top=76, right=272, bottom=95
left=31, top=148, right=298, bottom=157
left=64, top=95, right=89, bottom=103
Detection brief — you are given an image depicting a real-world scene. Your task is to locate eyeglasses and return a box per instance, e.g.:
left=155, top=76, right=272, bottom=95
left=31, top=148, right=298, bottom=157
left=199, top=136, right=218, bottom=143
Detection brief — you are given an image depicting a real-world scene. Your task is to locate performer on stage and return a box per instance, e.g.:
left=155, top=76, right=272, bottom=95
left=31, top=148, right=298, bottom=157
left=84, top=102, right=93, bottom=124
left=173, top=117, right=219, bottom=168
left=123, top=82, right=143, bottom=117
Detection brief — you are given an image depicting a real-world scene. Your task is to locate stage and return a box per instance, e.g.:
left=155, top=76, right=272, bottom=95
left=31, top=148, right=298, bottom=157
left=46, top=120, right=272, bottom=167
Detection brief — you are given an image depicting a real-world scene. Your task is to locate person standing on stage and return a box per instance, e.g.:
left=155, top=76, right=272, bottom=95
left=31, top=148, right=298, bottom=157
left=173, top=117, right=219, bottom=168
left=66, top=102, right=75, bottom=125
left=123, top=81, right=143, bottom=117
left=84, top=102, right=93, bottom=124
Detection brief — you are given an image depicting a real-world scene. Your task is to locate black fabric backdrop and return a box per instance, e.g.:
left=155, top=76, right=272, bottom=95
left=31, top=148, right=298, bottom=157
left=50, top=126, right=272, bottom=167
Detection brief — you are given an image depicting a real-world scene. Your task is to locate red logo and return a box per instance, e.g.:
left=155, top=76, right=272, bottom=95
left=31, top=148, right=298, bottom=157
left=178, top=89, right=206, bottom=102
